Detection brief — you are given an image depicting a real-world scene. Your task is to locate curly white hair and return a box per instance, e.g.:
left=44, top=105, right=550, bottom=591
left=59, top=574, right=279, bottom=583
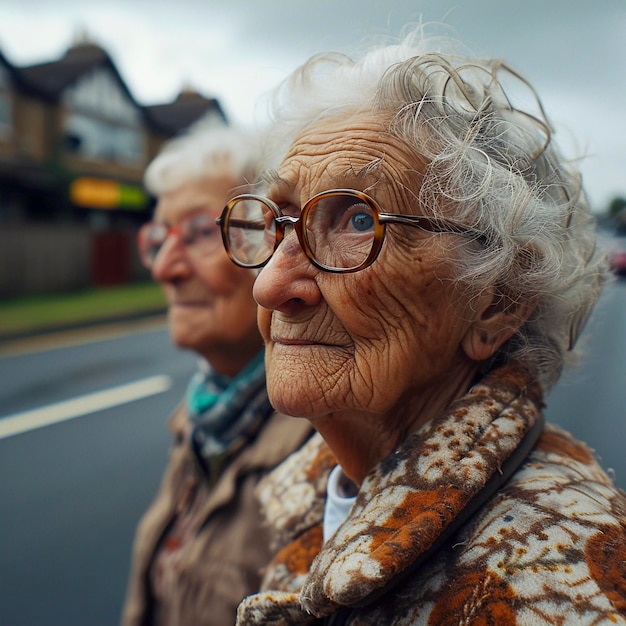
left=260, top=25, right=608, bottom=390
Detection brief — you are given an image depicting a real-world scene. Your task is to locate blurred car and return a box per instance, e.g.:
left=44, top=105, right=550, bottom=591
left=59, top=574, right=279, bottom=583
left=609, top=245, right=626, bottom=277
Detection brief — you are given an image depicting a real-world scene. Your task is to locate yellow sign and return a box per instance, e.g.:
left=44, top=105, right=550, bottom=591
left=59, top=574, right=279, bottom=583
left=70, top=177, right=148, bottom=210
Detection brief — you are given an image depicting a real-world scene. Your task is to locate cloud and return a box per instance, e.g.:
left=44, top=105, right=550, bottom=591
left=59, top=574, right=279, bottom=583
left=0, top=0, right=623, bottom=208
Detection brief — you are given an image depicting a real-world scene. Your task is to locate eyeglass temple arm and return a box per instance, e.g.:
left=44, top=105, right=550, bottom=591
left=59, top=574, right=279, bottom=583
left=379, top=213, right=491, bottom=245
left=216, top=216, right=265, bottom=231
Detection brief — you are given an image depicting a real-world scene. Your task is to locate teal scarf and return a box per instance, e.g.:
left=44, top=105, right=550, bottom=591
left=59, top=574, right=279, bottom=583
left=187, top=350, right=272, bottom=484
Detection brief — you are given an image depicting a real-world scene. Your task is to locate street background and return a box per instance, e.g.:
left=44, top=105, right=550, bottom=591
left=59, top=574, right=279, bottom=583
left=1, top=0, right=625, bottom=212
left=0, top=1, right=624, bottom=624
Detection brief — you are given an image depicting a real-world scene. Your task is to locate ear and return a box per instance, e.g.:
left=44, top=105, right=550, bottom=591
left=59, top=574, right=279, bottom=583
left=462, top=289, right=536, bottom=362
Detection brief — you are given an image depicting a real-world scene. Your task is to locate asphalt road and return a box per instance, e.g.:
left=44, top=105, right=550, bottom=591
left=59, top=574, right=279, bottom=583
left=0, top=318, right=196, bottom=626
left=0, top=279, right=624, bottom=626
left=545, top=277, right=626, bottom=488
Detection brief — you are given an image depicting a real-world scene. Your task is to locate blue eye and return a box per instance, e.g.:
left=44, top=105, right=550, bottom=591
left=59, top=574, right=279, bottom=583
left=351, top=212, right=374, bottom=231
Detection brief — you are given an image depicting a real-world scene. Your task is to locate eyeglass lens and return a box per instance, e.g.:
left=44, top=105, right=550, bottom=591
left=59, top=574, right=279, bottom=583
left=224, top=198, right=277, bottom=266
left=138, top=213, right=220, bottom=268
left=226, top=193, right=377, bottom=270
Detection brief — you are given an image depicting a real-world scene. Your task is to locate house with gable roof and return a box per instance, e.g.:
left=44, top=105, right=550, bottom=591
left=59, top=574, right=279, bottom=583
left=0, top=37, right=227, bottom=296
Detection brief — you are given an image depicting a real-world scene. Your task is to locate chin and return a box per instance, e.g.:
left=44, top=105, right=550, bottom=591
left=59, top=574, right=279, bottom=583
left=168, top=325, right=207, bottom=353
left=168, top=311, right=212, bottom=349
left=267, top=382, right=318, bottom=419
left=169, top=331, right=197, bottom=352
left=269, top=399, right=311, bottom=420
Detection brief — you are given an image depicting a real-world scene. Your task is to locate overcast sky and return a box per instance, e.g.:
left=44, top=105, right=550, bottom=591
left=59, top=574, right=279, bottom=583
left=0, top=0, right=624, bottom=211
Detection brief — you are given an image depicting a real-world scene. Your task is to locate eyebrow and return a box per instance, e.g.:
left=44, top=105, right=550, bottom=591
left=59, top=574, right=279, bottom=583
left=259, top=170, right=291, bottom=189
left=335, top=160, right=386, bottom=193
left=342, top=158, right=385, bottom=180
left=260, top=159, right=385, bottom=193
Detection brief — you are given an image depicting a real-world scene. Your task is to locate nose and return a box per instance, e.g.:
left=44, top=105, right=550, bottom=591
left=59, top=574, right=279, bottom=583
left=253, top=229, right=321, bottom=312
left=150, top=234, right=192, bottom=283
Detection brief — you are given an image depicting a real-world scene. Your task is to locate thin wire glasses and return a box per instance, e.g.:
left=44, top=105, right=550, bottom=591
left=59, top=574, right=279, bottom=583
left=217, top=188, right=484, bottom=273
left=137, top=211, right=222, bottom=269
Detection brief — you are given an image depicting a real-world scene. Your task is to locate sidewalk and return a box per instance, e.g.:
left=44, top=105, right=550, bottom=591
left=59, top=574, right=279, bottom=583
left=0, top=307, right=168, bottom=344
left=0, top=282, right=167, bottom=343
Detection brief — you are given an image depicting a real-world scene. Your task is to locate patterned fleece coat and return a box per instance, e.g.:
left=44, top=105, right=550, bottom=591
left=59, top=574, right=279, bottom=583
left=237, top=364, right=626, bottom=625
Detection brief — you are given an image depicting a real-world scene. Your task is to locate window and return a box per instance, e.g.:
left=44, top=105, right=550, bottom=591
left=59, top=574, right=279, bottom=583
left=62, top=68, right=144, bottom=164
left=65, top=113, right=144, bottom=164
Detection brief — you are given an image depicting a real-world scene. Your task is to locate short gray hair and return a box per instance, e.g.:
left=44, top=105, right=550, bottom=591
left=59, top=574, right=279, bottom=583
left=144, top=118, right=261, bottom=196
left=262, top=26, right=608, bottom=391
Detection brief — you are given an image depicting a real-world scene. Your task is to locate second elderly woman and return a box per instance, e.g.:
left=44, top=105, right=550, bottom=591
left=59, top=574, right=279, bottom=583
left=218, top=29, right=626, bottom=625
left=121, top=122, right=313, bottom=626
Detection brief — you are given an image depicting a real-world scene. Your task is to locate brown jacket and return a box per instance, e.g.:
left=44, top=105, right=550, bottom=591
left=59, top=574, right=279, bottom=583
left=238, top=364, right=626, bottom=625
left=121, top=402, right=313, bottom=626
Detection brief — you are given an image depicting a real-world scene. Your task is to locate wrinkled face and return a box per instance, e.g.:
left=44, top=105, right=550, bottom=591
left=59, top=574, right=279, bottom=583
left=253, top=114, right=481, bottom=425
left=152, top=176, right=260, bottom=368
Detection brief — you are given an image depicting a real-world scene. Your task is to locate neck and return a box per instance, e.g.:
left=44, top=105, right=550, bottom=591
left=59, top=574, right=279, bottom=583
left=313, top=360, right=481, bottom=485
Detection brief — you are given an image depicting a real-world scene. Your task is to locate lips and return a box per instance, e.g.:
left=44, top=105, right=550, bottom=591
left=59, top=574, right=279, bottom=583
left=269, top=313, right=351, bottom=348
left=170, top=300, right=212, bottom=309
left=271, top=336, right=320, bottom=345
left=270, top=334, right=352, bottom=349
left=269, top=321, right=315, bottom=345
left=270, top=324, right=350, bottom=348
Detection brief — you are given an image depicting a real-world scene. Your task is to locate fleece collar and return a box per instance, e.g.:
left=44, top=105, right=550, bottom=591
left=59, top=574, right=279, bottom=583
left=244, top=363, right=544, bottom=622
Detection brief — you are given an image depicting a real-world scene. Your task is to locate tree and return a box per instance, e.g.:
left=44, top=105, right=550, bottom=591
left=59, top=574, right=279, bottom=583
left=608, top=196, right=626, bottom=218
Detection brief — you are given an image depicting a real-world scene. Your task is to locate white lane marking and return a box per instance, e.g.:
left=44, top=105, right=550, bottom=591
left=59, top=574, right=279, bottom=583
left=0, top=375, right=173, bottom=440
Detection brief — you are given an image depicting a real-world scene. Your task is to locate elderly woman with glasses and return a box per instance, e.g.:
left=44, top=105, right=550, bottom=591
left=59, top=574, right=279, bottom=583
left=218, top=30, right=626, bottom=625
left=121, top=122, right=313, bottom=626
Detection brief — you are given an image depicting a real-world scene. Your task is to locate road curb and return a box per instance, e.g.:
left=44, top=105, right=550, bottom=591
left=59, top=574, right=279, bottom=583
left=0, top=308, right=167, bottom=344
